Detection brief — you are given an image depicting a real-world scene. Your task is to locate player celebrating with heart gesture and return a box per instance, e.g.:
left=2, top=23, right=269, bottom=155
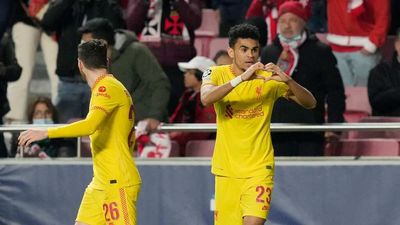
left=201, top=23, right=316, bottom=225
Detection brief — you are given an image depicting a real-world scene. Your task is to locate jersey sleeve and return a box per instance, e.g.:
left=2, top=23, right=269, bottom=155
left=275, top=81, right=289, bottom=100
left=90, top=83, right=120, bottom=115
left=48, top=82, right=121, bottom=138
left=257, top=69, right=289, bottom=100
left=202, top=67, right=218, bottom=86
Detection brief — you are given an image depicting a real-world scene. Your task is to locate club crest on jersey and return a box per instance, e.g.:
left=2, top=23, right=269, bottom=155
left=98, top=86, right=106, bottom=93
left=256, top=86, right=263, bottom=100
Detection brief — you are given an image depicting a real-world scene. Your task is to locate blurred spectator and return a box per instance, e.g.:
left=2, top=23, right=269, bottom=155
left=245, top=0, right=311, bottom=44
left=6, top=0, right=59, bottom=124
left=12, top=97, right=74, bottom=158
left=40, top=0, right=125, bottom=123
left=261, top=1, right=345, bottom=156
left=203, top=0, right=215, bottom=8
left=307, top=0, right=327, bottom=33
left=118, top=0, right=129, bottom=18
left=126, top=0, right=202, bottom=115
left=0, top=32, right=22, bottom=157
left=389, top=0, right=400, bottom=35
left=215, top=0, right=252, bottom=37
left=368, top=28, right=400, bottom=116
left=213, top=50, right=232, bottom=66
left=326, top=0, right=390, bottom=86
left=79, top=18, right=171, bottom=132
left=169, top=56, right=216, bottom=155
left=0, top=0, right=13, bottom=40
left=245, top=16, right=268, bottom=48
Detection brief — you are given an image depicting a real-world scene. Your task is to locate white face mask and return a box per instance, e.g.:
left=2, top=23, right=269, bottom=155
left=278, top=33, right=302, bottom=44
left=32, top=118, right=54, bottom=125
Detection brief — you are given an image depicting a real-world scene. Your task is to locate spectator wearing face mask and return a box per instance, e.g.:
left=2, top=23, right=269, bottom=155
left=11, top=96, right=74, bottom=158
left=261, top=1, right=345, bottom=156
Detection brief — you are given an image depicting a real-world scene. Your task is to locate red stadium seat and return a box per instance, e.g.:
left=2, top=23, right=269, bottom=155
left=350, top=117, right=400, bottom=139
left=169, top=140, right=180, bottom=157
left=208, top=38, right=229, bottom=59
left=381, top=35, right=396, bottom=63
left=185, top=140, right=215, bottom=157
left=344, top=87, right=372, bottom=122
left=360, top=116, right=400, bottom=123
left=195, top=9, right=219, bottom=37
left=194, top=38, right=204, bottom=56
left=194, top=9, right=219, bottom=56
left=333, top=139, right=399, bottom=156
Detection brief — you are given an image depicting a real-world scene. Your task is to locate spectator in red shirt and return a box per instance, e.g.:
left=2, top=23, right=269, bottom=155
left=326, top=0, right=390, bottom=86
left=170, top=56, right=216, bottom=155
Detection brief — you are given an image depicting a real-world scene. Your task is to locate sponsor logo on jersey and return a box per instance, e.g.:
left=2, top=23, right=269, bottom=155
left=224, top=104, right=233, bottom=118
left=98, top=86, right=106, bottom=93
left=96, top=93, right=111, bottom=99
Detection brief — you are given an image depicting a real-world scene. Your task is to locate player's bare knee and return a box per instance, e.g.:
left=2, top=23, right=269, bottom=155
left=243, top=215, right=266, bottom=225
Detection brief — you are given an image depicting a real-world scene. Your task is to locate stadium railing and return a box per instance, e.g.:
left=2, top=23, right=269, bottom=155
left=2, top=122, right=400, bottom=157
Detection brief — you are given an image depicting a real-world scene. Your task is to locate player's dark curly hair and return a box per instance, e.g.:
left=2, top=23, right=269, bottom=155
left=228, top=23, right=260, bottom=48
left=78, top=39, right=108, bottom=70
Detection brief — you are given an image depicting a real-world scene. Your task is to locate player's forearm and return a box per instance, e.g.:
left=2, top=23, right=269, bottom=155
left=287, top=79, right=316, bottom=109
left=48, top=110, right=105, bottom=138
left=48, top=120, right=97, bottom=138
left=201, top=82, right=236, bottom=106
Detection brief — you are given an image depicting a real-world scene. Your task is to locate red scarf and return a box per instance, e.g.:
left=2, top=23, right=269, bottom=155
left=27, top=0, right=48, bottom=17
left=277, top=32, right=307, bottom=76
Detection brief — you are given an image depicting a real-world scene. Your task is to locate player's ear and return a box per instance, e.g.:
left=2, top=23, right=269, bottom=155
left=228, top=47, right=234, bottom=59
left=77, top=59, right=83, bottom=70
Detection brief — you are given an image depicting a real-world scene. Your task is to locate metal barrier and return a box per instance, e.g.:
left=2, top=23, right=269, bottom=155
left=3, top=122, right=400, bottom=132
left=2, top=122, right=400, bottom=157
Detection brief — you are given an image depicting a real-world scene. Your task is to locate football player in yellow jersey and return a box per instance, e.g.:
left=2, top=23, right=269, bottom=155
left=18, top=39, right=141, bottom=225
left=201, top=24, right=317, bottom=225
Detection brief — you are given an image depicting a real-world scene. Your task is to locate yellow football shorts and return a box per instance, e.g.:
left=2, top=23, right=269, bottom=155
left=214, top=174, right=274, bottom=225
left=76, top=184, right=140, bottom=225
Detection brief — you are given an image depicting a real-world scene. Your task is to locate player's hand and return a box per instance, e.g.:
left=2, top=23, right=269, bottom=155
left=325, top=131, right=340, bottom=143
left=360, top=48, right=372, bottom=56
left=144, top=118, right=161, bottom=133
left=264, top=63, right=292, bottom=83
left=240, top=62, right=268, bottom=81
left=18, top=129, right=48, bottom=147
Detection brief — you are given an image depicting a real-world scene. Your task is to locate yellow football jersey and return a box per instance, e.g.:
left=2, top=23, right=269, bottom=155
left=48, top=74, right=141, bottom=189
left=203, top=65, right=289, bottom=178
